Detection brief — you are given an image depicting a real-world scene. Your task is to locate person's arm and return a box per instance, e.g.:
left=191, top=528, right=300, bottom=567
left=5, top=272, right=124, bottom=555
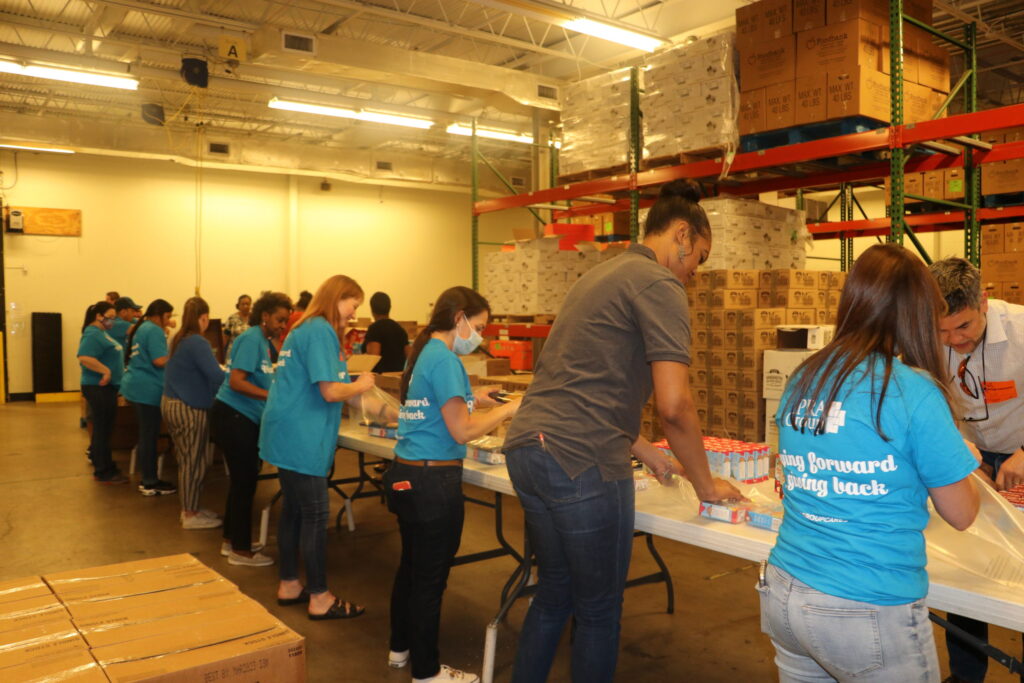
left=320, top=372, right=375, bottom=402
left=995, top=447, right=1024, bottom=490
left=440, top=396, right=520, bottom=444
left=929, top=476, right=980, bottom=530
left=78, top=356, right=111, bottom=386
left=229, top=368, right=268, bottom=400
left=631, top=436, right=683, bottom=485
left=153, top=355, right=169, bottom=368
left=365, top=341, right=382, bottom=356
left=652, top=360, right=743, bottom=502
left=472, top=385, right=502, bottom=409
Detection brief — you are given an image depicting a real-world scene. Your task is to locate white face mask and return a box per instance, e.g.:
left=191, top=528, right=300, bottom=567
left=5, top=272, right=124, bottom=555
left=452, top=314, right=482, bottom=356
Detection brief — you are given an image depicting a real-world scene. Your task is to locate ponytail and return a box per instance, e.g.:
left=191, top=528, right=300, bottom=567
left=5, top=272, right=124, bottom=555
left=126, top=298, right=174, bottom=365
left=82, top=301, right=113, bottom=332
left=400, top=286, right=489, bottom=403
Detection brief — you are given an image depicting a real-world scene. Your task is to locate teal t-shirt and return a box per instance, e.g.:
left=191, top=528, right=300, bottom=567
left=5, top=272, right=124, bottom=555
left=396, top=338, right=474, bottom=461
left=120, top=321, right=168, bottom=406
left=78, top=325, right=124, bottom=387
left=259, top=317, right=348, bottom=477
left=215, top=326, right=275, bottom=424
left=769, top=356, right=978, bottom=605
left=109, top=318, right=131, bottom=349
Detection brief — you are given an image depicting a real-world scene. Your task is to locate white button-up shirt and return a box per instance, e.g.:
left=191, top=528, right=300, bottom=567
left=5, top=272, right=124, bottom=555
left=946, top=299, right=1024, bottom=455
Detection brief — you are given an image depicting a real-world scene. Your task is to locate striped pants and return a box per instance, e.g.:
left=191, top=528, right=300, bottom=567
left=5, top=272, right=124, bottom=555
left=161, top=396, right=212, bottom=512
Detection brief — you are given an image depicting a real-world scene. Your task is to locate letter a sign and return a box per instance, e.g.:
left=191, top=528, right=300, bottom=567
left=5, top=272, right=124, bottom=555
left=218, top=35, right=247, bottom=61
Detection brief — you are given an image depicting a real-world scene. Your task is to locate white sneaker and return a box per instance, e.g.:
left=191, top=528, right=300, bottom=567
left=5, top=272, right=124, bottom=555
left=221, top=541, right=265, bottom=557
left=181, top=514, right=222, bottom=530
left=388, top=650, right=409, bottom=669
left=226, top=551, right=274, bottom=567
left=413, top=665, right=479, bottom=682
left=198, top=509, right=221, bottom=520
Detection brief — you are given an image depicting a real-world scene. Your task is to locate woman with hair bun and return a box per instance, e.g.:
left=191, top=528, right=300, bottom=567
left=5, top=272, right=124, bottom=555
left=503, top=179, right=742, bottom=682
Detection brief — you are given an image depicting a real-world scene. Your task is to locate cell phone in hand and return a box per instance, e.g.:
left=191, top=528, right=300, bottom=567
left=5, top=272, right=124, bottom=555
left=489, top=390, right=513, bottom=404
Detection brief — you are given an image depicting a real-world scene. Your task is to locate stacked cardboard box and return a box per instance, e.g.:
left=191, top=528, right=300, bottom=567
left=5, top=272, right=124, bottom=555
left=643, top=32, right=740, bottom=158
left=560, top=68, right=637, bottom=176
left=736, top=0, right=946, bottom=136
left=980, top=224, right=1024, bottom=305
left=0, top=555, right=305, bottom=682
left=762, top=348, right=818, bottom=450
left=981, top=126, right=1024, bottom=195
left=701, top=197, right=810, bottom=270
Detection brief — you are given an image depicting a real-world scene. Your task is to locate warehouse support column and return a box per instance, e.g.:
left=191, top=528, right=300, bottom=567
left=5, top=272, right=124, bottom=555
left=286, top=175, right=300, bottom=296
left=472, top=119, right=480, bottom=291
left=963, top=21, right=980, bottom=267
left=629, top=66, right=641, bottom=242
left=888, top=0, right=906, bottom=245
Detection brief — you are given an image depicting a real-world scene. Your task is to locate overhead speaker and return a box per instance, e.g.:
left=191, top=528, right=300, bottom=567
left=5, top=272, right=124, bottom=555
left=180, top=58, right=208, bottom=88
left=141, top=103, right=165, bottom=126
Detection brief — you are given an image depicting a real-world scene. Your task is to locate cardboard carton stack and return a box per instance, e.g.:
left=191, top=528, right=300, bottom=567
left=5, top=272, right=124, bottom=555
left=980, top=223, right=1024, bottom=305
left=643, top=32, right=740, bottom=159
left=0, top=554, right=305, bottom=682
left=700, top=197, right=810, bottom=270
left=688, top=268, right=847, bottom=443
left=736, top=0, right=947, bottom=137
left=560, top=68, right=637, bottom=177
left=980, top=126, right=1024, bottom=195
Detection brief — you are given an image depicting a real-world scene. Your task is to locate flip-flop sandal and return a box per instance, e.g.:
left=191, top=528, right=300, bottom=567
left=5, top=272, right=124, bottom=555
left=277, top=589, right=310, bottom=606
left=308, top=598, right=365, bottom=620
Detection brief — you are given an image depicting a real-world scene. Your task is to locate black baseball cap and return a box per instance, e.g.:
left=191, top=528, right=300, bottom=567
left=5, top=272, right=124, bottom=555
left=114, top=297, right=142, bottom=311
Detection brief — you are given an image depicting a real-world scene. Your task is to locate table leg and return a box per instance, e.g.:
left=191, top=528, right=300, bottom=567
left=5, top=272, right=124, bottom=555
left=930, top=612, right=1024, bottom=675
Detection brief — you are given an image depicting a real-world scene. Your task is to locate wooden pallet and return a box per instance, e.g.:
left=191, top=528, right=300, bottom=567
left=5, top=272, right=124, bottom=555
left=740, top=116, right=886, bottom=154
left=556, top=163, right=630, bottom=185
left=643, top=147, right=726, bottom=170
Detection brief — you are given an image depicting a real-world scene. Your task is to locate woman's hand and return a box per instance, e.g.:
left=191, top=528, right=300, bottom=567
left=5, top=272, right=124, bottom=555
left=473, top=385, right=502, bottom=408
left=352, top=372, right=376, bottom=394
left=99, top=369, right=111, bottom=386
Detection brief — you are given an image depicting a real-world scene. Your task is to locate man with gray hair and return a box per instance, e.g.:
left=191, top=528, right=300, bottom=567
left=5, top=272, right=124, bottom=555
left=930, top=256, right=1024, bottom=683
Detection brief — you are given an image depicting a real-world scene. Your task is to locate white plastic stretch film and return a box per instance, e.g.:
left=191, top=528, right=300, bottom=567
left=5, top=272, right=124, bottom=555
left=357, top=386, right=401, bottom=426
left=926, top=472, right=1024, bottom=589
left=559, top=67, right=636, bottom=176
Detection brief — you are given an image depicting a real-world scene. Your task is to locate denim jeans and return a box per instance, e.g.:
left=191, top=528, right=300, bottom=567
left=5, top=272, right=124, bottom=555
left=277, top=467, right=330, bottom=595
left=132, top=401, right=162, bottom=486
left=758, top=563, right=940, bottom=682
left=505, top=444, right=635, bottom=683
left=82, top=384, right=119, bottom=480
left=210, top=401, right=262, bottom=552
left=384, top=462, right=465, bottom=680
left=945, top=448, right=1014, bottom=683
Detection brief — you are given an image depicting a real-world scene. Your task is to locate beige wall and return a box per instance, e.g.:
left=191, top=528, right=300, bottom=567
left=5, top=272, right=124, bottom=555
left=1, top=152, right=533, bottom=393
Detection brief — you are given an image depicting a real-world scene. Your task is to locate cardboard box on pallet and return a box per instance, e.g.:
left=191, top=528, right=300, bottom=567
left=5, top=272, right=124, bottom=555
left=710, top=269, right=762, bottom=289
left=1006, top=224, right=1024, bottom=252
left=736, top=0, right=793, bottom=46
left=740, top=35, right=796, bottom=91
left=827, top=0, right=932, bottom=26
left=922, top=170, right=944, bottom=200
left=797, top=19, right=882, bottom=79
left=765, top=81, right=796, bottom=130
left=981, top=224, right=1004, bottom=253
left=1004, top=282, right=1024, bottom=305
left=884, top=173, right=923, bottom=204
left=983, top=282, right=1003, bottom=299
left=712, top=289, right=761, bottom=309
left=773, top=288, right=818, bottom=308
left=984, top=159, right=1024, bottom=195
left=981, top=253, right=1024, bottom=282
left=795, top=74, right=828, bottom=125
left=825, top=67, right=888, bottom=121
left=786, top=308, right=818, bottom=325
left=795, top=0, right=827, bottom=31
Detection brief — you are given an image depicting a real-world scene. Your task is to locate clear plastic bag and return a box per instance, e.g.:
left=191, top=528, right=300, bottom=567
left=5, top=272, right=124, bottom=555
left=925, top=472, right=1024, bottom=588
left=356, top=386, right=401, bottom=427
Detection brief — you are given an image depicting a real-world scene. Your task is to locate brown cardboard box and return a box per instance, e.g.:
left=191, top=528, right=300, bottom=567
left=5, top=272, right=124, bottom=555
left=693, top=329, right=712, bottom=348
left=693, top=349, right=711, bottom=369
left=45, top=555, right=225, bottom=604
left=737, top=351, right=765, bottom=372
left=740, top=35, right=796, bottom=91
left=884, top=173, right=923, bottom=204
left=981, top=224, right=1004, bottom=254
left=739, top=328, right=779, bottom=350
left=922, top=169, right=944, bottom=200
left=765, top=80, right=796, bottom=130
left=1004, top=282, right=1024, bottom=305
left=738, top=391, right=764, bottom=415
left=983, top=159, right=1024, bottom=195
left=797, top=19, right=882, bottom=79
left=740, top=88, right=767, bottom=136
left=1006, top=224, right=1024, bottom=252
left=735, top=307, right=787, bottom=329
left=708, top=309, right=727, bottom=329
left=904, top=80, right=934, bottom=122
left=828, top=0, right=932, bottom=25
left=795, top=74, right=828, bottom=124
left=710, top=269, right=761, bottom=289
left=813, top=288, right=831, bottom=309
left=944, top=167, right=965, bottom=200
left=773, top=269, right=821, bottom=289
left=736, top=0, right=793, bottom=46
left=825, top=289, right=842, bottom=309
left=786, top=308, right=817, bottom=324
left=982, top=282, right=1003, bottom=299
left=0, top=634, right=107, bottom=682
left=711, top=349, right=742, bottom=369
left=692, top=367, right=710, bottom=386
left=693, top=310, right=713, bottom=329
left=827, top=67, right=891, bottom=121
left=693, top=386, right=711, bottom=407
left=757, top=289, right=775, bottom=308
left=693, top=270, right=715, bottom=290
left=759, top=270, right=774, bottom=291
left=774, top=289, right=818, bottom=308
left=981, top=253, right=1024, bottom=282
left=693, top=289, right=714, bottom=309
left=915, top=31, right=951, bottom=92
left=825, top=271, right=847, bottom=289
left=712, top=289, right=761, bottom=309
left=794, top=0, right=827, bottom=31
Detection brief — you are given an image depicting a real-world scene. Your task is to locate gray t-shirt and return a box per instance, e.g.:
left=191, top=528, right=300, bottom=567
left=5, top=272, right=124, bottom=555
left=504, top=243, right=692, bottom=481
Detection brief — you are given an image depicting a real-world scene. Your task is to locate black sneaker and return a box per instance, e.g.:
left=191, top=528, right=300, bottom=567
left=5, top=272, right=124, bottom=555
left=95, top=473, right=128, bottom=485
left=138, top=480, right=177, bottom=496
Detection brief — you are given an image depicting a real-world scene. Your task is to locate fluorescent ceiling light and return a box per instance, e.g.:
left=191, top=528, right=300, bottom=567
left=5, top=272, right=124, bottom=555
left=563, top=17, right=663, bottom=52
left=447, top=123, right=533, bottom=144
left=0, top=60, right=138, bottom=90
left=268, top=97, right=434, bottom=130
left=0, top=143, right=74, bottom=154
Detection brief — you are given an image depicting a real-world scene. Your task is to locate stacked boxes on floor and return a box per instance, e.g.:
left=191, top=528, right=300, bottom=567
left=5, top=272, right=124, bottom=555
left=643, top=32, right=740, bottom=159
left=0, top=555, right=305, bottom=682
left=737, top=0, right=947, bottom=136
left=560, top=68, right=636, bottom=177
left=980, top=224, right=1024, bottom=305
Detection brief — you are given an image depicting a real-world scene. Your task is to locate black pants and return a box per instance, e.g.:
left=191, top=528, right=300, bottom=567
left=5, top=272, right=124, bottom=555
left=133, top=401, right=162, bottom=486
left=210, top=400, right=261, bottom=552
left=384, top=462, right=465, bottom=680
left=82, top=384, right=119, bottom=480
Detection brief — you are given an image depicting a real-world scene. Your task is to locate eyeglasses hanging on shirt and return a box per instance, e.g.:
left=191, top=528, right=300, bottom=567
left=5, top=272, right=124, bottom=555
left=950, top=329, right=989, bottom=423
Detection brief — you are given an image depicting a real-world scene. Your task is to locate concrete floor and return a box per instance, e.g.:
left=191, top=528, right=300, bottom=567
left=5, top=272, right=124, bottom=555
left=1, top=401, right=1020, bottom=683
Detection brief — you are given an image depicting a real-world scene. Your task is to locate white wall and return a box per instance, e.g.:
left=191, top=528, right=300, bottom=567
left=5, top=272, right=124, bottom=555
left=1, top=152, right=532, bottom=393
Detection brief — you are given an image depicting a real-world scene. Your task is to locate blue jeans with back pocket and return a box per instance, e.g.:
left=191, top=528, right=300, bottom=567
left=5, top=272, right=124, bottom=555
left=757, top=563, right=940, bottom=682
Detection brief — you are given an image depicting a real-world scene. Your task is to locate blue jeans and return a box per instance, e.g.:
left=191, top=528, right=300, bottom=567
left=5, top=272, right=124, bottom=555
left=946, top=448, right=1015, bottom=683
left=277, top=467, right=330, bottom=595
left=506, top=444, right=635, bottom=683
left=132, top=401, right=161, bottom=486
left=758, top=563, right=940, bottom=682
left=384, top=462, right=465, bottom=680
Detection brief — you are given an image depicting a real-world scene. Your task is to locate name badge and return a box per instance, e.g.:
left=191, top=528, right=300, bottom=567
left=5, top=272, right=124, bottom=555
left=983, top=380, right=1018, bottom=405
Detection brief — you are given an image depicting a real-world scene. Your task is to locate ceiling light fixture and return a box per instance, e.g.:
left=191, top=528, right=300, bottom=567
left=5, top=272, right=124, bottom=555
left=0, top=143, right=75, bottom=154
left=562, top=17, right=663, bottom=52
left=447, top=123, right=534, bottom=144
left=268, top=97, right=434, bottom=130
left=0, top=60, right=138, bottom=90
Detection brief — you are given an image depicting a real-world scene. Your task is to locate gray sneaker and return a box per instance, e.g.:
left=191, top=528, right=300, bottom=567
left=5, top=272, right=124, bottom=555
left=226, top=551, right=274, bottom=567
left=138, top=480, right=177, bottom=496
left=181, top=514, right=222, bottom=530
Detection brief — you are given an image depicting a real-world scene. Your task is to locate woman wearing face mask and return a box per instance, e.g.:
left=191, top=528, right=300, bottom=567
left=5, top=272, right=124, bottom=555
left=503, top=179, right=743, bottom=683
left=162, top=297, right=226, bottom=530
left=384, top=287, right=520, bottom=683
left=121, top=298, right=177, bottom=497
left=224, top=294, right=252, bottom=351
left=211, top=291, right=293, bottom=566
left=78, top=301, right=127, bottom=484
left=261, top=275, right=381, bottom=620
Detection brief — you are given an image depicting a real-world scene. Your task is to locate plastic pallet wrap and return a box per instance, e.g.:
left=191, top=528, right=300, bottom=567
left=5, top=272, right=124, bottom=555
left=560, top=68, right=638, bottom=177
left=688, top=197, right=810, bottom=270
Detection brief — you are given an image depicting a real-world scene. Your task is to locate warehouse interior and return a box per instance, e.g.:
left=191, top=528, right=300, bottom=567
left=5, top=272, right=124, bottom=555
left=1, top=0, right=1024, bottom=681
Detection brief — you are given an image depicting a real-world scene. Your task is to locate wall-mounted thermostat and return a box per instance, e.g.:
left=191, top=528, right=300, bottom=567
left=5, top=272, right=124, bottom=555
left=7, top=209, right=24, bottom=233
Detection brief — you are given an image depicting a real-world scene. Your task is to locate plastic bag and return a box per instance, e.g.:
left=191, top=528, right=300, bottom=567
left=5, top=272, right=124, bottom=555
left=356, top=386, right=401, bottom=427
left=925, top=472, right=1024, bottom=588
